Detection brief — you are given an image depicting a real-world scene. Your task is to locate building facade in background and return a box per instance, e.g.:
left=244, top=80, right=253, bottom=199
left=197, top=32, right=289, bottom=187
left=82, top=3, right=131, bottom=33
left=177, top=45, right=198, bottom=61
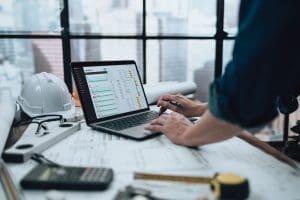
left=0, top=0, right=239, bottom=101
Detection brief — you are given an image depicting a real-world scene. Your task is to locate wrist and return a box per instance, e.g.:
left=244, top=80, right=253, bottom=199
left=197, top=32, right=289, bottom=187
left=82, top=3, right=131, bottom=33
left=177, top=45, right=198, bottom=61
left=194, top=102, right=208, bottom=116
left=180, top=125, right=204, bottom=146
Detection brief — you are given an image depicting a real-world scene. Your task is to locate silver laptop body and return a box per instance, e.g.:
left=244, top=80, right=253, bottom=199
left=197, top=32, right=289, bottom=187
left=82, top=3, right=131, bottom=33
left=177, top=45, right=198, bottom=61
left=71, top=60, right=160, bottom=140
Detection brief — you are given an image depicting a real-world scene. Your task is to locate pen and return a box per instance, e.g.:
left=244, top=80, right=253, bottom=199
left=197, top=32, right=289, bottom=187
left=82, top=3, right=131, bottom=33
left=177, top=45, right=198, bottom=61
left=158, top=100, right=182, bottom=116
left=169, top=100, right=182, bottom=108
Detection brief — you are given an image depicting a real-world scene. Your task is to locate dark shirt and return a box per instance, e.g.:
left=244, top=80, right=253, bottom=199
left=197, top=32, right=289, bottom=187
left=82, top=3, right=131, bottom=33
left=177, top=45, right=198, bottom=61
left=209, top=0, right=300, bottom=129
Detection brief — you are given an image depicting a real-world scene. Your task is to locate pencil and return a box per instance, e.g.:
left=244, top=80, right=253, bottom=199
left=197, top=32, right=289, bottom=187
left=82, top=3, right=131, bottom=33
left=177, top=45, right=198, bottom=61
left=169, top=100, right=182, bottom=108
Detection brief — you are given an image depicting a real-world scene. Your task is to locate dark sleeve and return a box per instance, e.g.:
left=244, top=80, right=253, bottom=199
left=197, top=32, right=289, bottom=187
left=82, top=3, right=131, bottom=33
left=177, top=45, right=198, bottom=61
left=209, top=0, right=300, bottom=129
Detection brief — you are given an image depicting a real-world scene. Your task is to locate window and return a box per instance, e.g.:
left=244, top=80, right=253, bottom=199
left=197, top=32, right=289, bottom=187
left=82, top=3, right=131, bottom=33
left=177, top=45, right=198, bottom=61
left=69, top=0, right=143, bottom=35
left=0, top=0, right=63, bottom=99
left=0, top=0, right=240, bottom=101
left=146, top=0, right=216, bottom=36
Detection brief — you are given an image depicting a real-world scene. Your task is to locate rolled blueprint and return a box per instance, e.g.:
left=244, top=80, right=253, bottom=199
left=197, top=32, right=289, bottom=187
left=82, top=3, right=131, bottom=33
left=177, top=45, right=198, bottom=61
left=143, top=81, right=197, bottom=104
left=0, top=95, right=16, bottom=153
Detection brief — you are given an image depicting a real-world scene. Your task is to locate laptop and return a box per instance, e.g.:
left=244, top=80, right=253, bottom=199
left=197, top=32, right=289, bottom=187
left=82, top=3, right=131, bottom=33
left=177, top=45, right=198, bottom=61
left=71, top=60, right=161, bottom=140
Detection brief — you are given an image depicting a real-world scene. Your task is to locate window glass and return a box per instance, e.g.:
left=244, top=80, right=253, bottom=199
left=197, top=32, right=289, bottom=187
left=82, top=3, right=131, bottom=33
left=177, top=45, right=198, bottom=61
left=147, top=40, right=215, bottom=101
left=222, top=39, right=235, bottom=72
left=147, top=0, right=216, bottom=36
left=0, top=39, right=63, bottom=99
left=70, top=39, right=143, bottom=80
left=0, top=0, right=242, bottom=103
left=69, top=0, right=143, bottom=35
left=224, top=0, right=240, bottom=36
left=0, top=0, right=61, bottom=33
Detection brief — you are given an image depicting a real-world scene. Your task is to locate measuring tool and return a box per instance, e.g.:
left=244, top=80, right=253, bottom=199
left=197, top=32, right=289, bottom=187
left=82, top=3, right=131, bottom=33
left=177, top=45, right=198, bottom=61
left=3, top=121, right=80, bottom=163
left=134, top=172, right=249, bottom=199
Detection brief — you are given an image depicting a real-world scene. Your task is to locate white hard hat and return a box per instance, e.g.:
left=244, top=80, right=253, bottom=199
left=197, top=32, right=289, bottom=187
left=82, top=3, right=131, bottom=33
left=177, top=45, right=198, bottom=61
left=17, top=72, right=74, bottom=117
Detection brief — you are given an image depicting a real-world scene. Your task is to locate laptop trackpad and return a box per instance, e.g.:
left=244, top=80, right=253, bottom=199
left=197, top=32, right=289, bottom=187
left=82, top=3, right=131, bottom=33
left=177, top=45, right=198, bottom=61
left=120, top=125, right=155, bottom=138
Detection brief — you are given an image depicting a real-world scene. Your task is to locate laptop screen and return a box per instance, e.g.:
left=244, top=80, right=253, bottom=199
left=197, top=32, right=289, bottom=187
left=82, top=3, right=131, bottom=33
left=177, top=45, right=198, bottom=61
left=72, top=61, right=149, bottom=123
left=84, top=64, right=148, bottom=118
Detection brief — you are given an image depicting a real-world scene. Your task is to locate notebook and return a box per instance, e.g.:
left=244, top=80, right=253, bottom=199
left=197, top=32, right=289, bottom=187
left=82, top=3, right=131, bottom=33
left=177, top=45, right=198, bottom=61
left=71, top=60, right=161, bottom=140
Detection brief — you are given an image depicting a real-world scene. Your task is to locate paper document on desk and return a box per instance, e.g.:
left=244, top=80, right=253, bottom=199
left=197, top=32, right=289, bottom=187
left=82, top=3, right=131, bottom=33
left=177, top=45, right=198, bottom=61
left=128, top=138, right=300, bottom=200
left=43, top=126, right=209, bottom=172
left=9, top=123, right=300, bottom=200
left=201, top=137, right=300, bottom=200
left=43, top=128, right=299, bottom=200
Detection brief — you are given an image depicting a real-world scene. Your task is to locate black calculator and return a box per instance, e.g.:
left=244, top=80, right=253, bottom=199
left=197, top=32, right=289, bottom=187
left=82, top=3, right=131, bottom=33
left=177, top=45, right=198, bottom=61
left=20, top=164, right=113, bottom=190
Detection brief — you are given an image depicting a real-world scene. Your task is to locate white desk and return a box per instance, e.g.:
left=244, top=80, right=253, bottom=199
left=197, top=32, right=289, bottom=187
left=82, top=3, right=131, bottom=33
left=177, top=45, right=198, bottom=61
left=7, top=121, right=300, bottom=200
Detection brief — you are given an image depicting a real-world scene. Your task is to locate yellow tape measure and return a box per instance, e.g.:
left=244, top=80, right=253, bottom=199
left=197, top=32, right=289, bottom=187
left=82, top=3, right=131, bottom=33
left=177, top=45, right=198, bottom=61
left=134, top=172, right=249, bottom=199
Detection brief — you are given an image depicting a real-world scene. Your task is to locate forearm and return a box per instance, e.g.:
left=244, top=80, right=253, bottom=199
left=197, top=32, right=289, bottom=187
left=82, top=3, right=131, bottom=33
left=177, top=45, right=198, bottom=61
left=179, top=109, right=242, bottom=146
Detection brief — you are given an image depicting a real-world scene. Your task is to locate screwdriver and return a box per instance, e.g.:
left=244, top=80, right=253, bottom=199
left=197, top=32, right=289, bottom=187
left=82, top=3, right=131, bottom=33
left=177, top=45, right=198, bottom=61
left=134, top=172, right=249, bottom=200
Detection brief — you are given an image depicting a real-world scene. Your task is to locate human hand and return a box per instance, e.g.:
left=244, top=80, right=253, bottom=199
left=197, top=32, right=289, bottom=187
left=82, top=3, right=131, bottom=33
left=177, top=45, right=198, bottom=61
left=144, top=112, right=193, bottom=145
left=157, top=94, right=207, bottom=117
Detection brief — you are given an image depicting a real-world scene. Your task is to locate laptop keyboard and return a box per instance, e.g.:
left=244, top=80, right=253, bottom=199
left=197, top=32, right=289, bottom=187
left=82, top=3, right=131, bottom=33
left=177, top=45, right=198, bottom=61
left=98, top=111, right=159, bottom=131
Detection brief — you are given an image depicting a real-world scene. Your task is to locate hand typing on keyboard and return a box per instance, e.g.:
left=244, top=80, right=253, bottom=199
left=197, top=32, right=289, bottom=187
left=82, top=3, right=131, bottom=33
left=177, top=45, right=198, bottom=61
left=144, top=112, right=193, bottom=144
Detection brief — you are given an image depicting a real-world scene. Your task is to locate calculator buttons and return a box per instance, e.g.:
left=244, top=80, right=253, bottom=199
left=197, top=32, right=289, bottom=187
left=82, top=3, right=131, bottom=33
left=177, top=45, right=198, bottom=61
left=21, top=164, right=113, bottom=190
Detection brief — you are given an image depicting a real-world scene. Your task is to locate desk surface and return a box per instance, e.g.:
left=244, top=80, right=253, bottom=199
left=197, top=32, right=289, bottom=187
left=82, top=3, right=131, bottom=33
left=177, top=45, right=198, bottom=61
left=7, top=121, right=300, bottom=200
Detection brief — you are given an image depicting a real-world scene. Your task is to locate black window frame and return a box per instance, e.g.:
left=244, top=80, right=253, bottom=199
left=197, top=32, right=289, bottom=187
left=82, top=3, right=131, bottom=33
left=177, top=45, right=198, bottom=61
left=0, top=0, right=236, bottom=92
